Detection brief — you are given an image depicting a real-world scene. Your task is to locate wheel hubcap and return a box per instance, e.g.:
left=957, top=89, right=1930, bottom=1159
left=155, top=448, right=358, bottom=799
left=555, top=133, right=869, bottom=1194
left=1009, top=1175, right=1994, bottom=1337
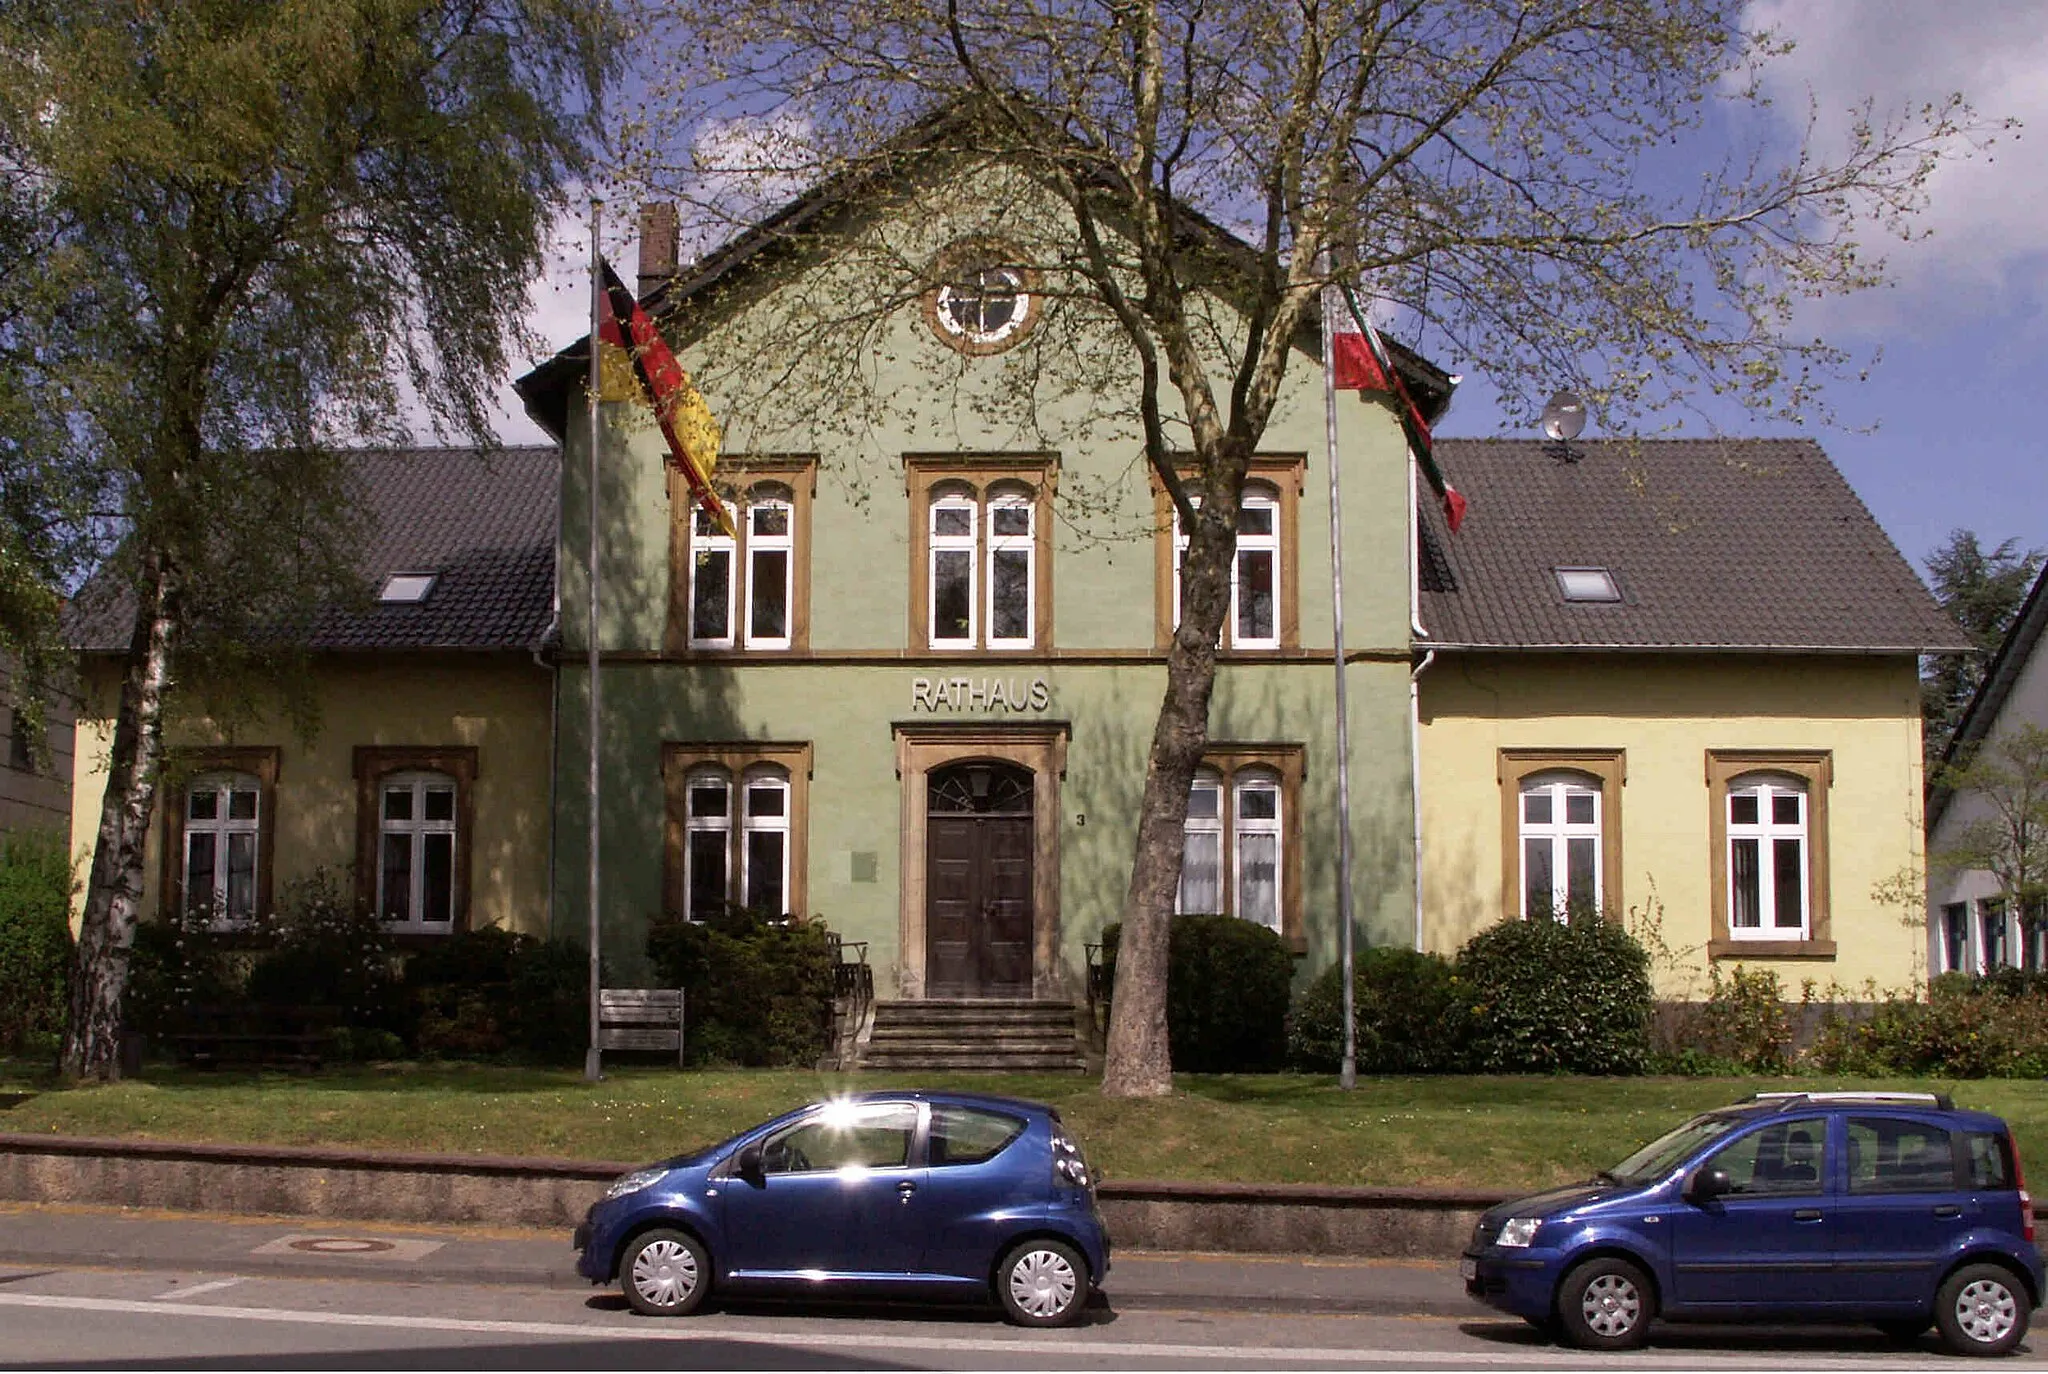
left=1580, top=1273, right=1642, bottom=1338
left=1955, top=1278, right=2018, bottom=1345
left=1009, top=1248, right=1078, bottom=1318
left=631, top=1239, right=699, bottom=1309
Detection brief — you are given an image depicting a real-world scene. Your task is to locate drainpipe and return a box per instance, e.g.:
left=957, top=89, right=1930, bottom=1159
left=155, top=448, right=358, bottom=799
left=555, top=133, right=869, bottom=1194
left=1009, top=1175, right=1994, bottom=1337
left=1410, top=648, right=1435, bottom=953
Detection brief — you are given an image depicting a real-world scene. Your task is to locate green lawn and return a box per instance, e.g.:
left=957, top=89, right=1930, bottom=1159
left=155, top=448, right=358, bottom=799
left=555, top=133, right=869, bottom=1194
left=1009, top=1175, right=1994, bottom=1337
left=7, top=1064, right=2048, bottom=1190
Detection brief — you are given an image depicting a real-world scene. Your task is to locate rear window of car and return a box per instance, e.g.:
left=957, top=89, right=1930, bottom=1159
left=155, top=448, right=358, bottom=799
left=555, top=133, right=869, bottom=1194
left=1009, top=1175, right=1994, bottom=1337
left=1965, top=1131, right=2016, bottom=1190
left=929, top=1105, right=1026, bottom=1166
left=1847, top=1117, right=1958, bottom=1194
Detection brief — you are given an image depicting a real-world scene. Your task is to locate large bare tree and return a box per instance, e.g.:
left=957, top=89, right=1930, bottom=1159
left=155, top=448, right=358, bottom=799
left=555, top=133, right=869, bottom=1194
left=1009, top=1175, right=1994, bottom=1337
left=626, top=0, right=1995, bottom=1096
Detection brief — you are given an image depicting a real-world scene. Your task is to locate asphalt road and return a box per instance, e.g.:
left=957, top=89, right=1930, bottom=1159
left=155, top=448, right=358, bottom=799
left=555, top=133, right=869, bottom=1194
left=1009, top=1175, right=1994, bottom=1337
left=1, top=1208, right=2044, bottom=1370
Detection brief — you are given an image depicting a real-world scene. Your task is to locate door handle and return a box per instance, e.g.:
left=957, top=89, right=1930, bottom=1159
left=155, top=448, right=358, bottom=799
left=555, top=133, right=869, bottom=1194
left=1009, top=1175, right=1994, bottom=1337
left=1792, top=1209, right=1823, bottom=1222
left=1933, top=1204, right=1963, bottom=1219
left=897, top=1181, right=917, bottom=1203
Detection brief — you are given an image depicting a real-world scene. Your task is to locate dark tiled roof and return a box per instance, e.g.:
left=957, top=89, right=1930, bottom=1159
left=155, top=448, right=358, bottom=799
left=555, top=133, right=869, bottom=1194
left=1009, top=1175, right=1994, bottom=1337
left=68, top=447, right=558, bottom=653
left=1417, top=437, right=1968, bottom=653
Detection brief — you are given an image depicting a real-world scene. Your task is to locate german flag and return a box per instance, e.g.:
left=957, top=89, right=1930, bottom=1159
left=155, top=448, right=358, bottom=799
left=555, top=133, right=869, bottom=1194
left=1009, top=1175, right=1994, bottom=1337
left=597, top=260, right=734, bottom=538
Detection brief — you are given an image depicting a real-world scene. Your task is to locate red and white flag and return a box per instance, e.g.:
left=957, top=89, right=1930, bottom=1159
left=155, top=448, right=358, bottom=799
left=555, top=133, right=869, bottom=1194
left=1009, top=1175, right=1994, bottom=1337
left=1328, top=288, right=1466, bottom=534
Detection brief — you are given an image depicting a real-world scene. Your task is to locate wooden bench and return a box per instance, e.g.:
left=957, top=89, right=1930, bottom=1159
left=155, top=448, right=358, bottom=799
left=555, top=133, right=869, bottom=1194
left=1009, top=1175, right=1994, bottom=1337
left=597, top=988, right=685, bottom=1068
left=171, top=1004, right=339, bottom=1071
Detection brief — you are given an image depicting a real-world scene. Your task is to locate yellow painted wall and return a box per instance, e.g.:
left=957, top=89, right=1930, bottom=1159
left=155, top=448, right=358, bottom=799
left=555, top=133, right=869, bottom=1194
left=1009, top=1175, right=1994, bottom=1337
left=1417, top=653, right=1928, bottom=996
left=69, top=655, right=554, bottom=935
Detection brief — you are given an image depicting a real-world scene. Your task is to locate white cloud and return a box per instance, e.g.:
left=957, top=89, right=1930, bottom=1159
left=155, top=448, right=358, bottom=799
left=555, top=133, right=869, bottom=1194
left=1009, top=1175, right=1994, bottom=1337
left=1744, top=0, right=2048, bottom=331
left=489, top=196, right=640, bottom=444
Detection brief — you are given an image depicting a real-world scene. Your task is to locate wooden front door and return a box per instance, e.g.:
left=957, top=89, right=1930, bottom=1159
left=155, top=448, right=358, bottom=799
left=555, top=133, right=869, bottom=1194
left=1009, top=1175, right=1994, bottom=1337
left=925, top=761, right=1034, bottom=997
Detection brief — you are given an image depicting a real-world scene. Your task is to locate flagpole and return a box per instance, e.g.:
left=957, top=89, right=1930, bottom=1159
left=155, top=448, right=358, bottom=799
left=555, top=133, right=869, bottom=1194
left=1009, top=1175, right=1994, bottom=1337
left=584, top=198, right=605, bottom=1084
left=1319, top=277, right=1358, bottom=1093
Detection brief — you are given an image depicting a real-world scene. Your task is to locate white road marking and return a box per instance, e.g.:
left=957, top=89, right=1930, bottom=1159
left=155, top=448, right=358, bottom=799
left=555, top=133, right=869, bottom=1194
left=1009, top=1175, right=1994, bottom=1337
left=0, top=1291, right=1979, bottom=1367
left=150, top=1277, right=246, bottom=1302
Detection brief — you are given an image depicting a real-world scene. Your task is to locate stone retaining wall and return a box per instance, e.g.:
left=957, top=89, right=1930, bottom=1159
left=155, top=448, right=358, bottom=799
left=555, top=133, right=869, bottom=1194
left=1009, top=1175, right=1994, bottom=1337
left=0, top=1132, right=1511, bottom=1258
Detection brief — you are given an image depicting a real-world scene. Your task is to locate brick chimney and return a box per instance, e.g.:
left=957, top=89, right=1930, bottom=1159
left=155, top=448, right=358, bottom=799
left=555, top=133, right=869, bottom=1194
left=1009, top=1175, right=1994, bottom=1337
left=636, top=202, right=679, bottom=299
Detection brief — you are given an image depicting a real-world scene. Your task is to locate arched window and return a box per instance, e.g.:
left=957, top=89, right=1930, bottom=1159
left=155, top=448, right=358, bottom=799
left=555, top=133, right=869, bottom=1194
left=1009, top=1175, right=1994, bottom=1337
left=741, top=764, right=791, bottom=916
left=986, top=485, right=1035, bottom=649
left=1727, top=773, right=1808, bottom=939
left=1172, top=482, right=1281, bottom=649
left=1176, top=767, right=1225, bottom=913
left=378, top=770, right=458, bottom=929
left=684, top=767, right=731, bottom=920
left=688, top=500, right=739, bottom=648
left=1519, top=771, right=1602, bottom=919
left=929, top=487, right=978, bottom=646
left=1234, top=768, right=1284, bottom=929
left=183, top=771, right=261, bottom=925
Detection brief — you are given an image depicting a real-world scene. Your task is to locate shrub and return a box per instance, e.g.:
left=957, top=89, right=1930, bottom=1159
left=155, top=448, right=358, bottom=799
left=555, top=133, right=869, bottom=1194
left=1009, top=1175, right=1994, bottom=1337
left=1808, top=974, right=2048, bottom=1078
left=1455, top=914, right=1653, bottom=1074
left=1661, top=965, right=1794, bottom=1074
left=404, top=925, right=593, bottom=1061
left=1288, top=946, right=1463, bottom=1073
left=244, top=871, right=402, bottom=1032
left=1099, top=913, right=1295, bottom=1073
left=0, top=830, right=74, bottom=1053
left=646, top=905, right=836, bottom=1067
left=125, top=905, right=253, bottom=1041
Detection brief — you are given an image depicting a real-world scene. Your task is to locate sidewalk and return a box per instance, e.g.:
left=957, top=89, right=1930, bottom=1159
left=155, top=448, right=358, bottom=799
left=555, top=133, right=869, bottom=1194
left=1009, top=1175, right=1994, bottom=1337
left=0, top=1201, right=1476, bottom=1317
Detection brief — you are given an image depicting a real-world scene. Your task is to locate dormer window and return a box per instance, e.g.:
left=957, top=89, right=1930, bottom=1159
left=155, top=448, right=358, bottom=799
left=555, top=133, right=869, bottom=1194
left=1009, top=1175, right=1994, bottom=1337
left=1555, top=567, right=1620, bottom=603
left=379, top=572, right=437, bottom=603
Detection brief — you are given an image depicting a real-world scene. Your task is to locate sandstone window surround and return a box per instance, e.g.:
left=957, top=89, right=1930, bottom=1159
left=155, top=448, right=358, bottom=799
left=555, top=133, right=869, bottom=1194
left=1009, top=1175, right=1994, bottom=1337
left=353, top=746, right=477, bottom=937
left=1176, top=744, right=1307, bottom=952
left=1495, top=749, right=1625, bottom=924
left=1706, top=749, right=1834, bottom=960
left=667, top=457, right=818, bottom=656
left=1149, top=457, right=1305, bottom=652
left=162, top=746, right=280, bottom=930
left=904, top=454, right=1057, bottom=652
left=662, top=742, right=812, bottom=921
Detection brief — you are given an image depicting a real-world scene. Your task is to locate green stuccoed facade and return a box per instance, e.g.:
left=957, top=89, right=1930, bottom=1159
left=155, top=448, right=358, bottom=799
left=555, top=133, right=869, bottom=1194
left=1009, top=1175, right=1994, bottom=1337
left=531, top=174, right=1425, bottom=998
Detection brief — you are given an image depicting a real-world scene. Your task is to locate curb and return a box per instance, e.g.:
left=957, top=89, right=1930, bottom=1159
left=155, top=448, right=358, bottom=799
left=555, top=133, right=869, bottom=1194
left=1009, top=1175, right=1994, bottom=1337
left=0, top=1131, right=1513, bottom=1260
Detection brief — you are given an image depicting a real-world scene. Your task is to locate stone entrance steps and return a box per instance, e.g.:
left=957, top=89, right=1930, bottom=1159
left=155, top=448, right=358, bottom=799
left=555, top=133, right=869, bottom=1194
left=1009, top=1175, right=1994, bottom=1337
left=855, top=999, right=1089, bottom=1073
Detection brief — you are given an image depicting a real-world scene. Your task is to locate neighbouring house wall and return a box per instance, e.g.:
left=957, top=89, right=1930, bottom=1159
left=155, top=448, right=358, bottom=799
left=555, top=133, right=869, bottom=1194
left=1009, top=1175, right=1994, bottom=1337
left=0, top=658, right=75, bottom=837
left=68, top=654, right=553, bottom=936
left=1418, top=652, right=1928, bottom=996
left=1926, top=611, right=2048, bottom=972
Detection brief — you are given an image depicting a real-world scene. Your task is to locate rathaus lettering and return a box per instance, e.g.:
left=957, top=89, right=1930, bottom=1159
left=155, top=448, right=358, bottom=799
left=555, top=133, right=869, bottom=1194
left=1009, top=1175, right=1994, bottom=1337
left=910, top=677, right=1052, bottom=713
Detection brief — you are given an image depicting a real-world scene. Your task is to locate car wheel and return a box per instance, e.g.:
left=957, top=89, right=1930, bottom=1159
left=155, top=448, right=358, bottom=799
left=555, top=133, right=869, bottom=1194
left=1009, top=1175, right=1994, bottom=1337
left=1873, top=1316, right=1930, bottom=1343
left=1935, top=1263, right=2030, bottom=1357
left=620, top=1228, right=712, bottom=1318
left=996, top=1239, right=1087, bottom=1328
left=1557, top=1256, right=1654, bottom=1351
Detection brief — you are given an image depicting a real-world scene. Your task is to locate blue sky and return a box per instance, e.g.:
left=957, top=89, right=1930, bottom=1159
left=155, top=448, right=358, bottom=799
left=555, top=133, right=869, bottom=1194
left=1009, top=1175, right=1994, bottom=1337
left=494, top=0, right=2048, bottom=576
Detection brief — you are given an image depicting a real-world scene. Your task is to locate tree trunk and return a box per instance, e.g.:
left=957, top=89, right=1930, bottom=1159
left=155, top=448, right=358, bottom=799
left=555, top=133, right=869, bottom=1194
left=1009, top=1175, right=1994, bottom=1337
left=1101, top=464, right=1243, bottom=1097
left=61, top=551, right=178, bottom=1081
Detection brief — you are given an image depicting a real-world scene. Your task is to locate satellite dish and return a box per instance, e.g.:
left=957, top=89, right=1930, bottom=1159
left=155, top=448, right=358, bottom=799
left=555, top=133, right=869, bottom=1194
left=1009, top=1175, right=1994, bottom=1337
left=1541, top=390, right=1587, bottom=442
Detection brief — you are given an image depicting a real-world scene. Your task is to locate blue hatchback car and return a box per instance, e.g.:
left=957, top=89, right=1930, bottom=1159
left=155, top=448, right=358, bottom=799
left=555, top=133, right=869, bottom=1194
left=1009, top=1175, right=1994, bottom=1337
left=573, top=1090, right=1109, bottom=1326
left=1464, top=1092, right=2042, bottom=1355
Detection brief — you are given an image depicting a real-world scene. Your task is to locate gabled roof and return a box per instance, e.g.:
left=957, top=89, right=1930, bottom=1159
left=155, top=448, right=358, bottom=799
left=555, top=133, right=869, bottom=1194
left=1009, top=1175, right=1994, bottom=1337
left=1927, top=561, right=2048, bottom=828
left=1416, top=437, right=1968, bottom=654
left=67, top=446, right=558, bottom=654
left=512, top=102, right=1453, bottom=437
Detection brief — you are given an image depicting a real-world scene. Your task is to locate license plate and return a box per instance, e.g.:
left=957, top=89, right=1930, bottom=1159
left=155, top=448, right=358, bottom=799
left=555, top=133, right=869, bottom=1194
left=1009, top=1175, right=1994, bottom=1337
left=1460, top=1258, right=1477, bottom=1282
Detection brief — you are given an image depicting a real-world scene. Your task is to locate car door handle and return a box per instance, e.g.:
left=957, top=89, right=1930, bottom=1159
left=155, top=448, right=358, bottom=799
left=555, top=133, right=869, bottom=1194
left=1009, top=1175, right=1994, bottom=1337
left=1792, top=1209, right=1824, bottom=1222
left=897, top=1181, right=917, bottom=1203
left=1933, top=1204, right=1963, bottom=1218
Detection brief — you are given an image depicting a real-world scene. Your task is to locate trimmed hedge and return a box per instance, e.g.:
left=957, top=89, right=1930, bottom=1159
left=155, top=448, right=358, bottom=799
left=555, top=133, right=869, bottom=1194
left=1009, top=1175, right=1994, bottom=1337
left=1455, top=914, right=1653, bottom=1074
left=1288, top=946, right=1463, bottom=1073
left=0, top=830, right=73, bottom=1053
left=404, top=925, right=594, bottom=1061
left=646, top=906, right=836, bottom=1067
left=1100, top=914, right=1295, bottom=1072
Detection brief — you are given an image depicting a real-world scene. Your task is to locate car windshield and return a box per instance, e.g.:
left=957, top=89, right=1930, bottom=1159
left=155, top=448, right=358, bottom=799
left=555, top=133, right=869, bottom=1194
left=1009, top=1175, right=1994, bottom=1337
left=1605, top=1112, right=1749, bottom=1185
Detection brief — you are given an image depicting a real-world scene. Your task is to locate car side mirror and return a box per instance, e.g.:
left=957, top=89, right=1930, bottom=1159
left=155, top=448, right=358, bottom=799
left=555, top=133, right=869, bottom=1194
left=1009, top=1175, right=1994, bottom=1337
left=1686, top=1167, right=1733, bottom=1204
left=736, top=1143, right=764, bottom=1182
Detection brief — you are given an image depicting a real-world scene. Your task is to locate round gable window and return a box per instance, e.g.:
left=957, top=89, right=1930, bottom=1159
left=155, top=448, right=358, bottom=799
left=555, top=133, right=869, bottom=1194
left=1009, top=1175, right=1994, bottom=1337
left=925, top=245, right=1039, bottom=355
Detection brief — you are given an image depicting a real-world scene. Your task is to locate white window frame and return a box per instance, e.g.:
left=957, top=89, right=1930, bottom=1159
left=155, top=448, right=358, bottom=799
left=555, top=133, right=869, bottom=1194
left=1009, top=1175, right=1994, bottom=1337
left=1232, top=767, right=1284, bottom=930
left=1172, top=484, right=1283, bottom=650
left=744, top=495, right=795, bottom=651
left=928, top=491, right=979, bottom=649
left=984, top=487, right=1036, bottom=650
left=1517, top=772, right=1603, bottom=920
left=1941, top=901, right=1971, bottom=974
left=1726, top=774, right=1810, bottom=941
left=376, top=769, right=459, bottom=932
left=935, top=267, right=1030, bottom=347
left=1176, top=767, right=1226, bottom=914
left=687, top=502, right=739, bottom=650
left=740, top=764, right=792, bottom=915
left=1980, top=897, right=2013, bottom=972
left=183, top=771, right=262, bottom=928
left=683, top=767, right=732, bottom=921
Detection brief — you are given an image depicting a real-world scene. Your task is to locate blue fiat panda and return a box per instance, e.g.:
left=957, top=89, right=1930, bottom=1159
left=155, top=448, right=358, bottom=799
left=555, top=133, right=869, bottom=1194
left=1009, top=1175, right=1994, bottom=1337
left=1464, top=1092, right=2042, bottom=1355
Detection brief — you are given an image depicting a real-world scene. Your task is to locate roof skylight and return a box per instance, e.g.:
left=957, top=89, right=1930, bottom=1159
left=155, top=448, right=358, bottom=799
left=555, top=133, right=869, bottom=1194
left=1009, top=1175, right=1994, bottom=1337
left=1555, top=567, right=1621, bottom=603
left=378, top=572, right=438, bottom=604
